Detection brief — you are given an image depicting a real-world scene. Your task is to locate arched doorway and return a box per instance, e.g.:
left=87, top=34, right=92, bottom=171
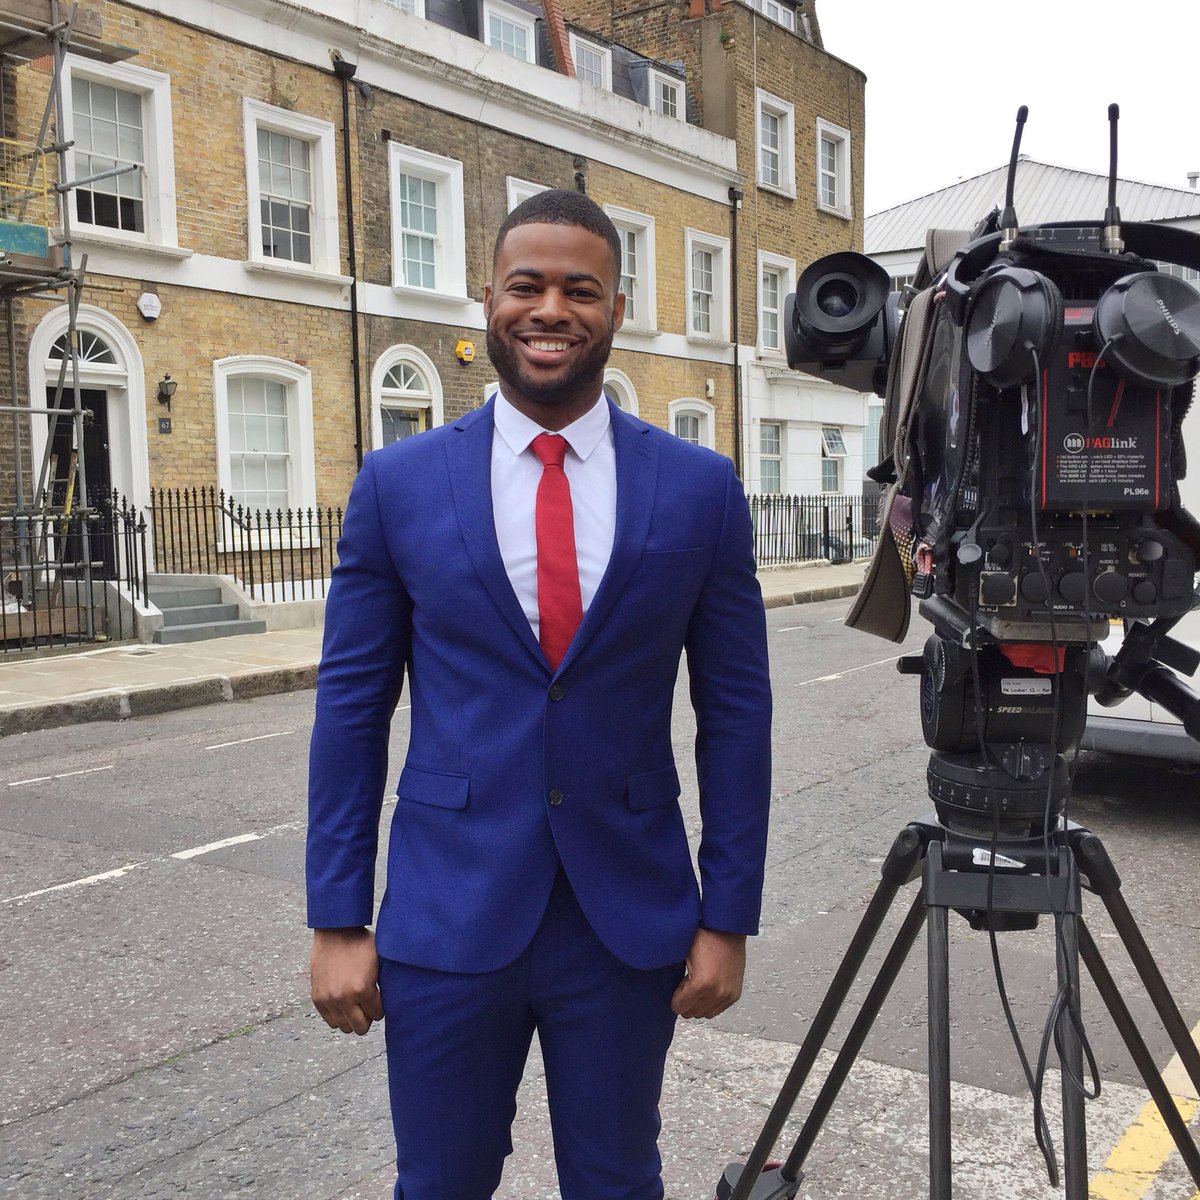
left=27, top=306, right=150, bottom=518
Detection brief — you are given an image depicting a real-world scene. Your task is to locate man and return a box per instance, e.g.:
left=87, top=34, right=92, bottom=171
left=308, top=188, right=771, bottom=1200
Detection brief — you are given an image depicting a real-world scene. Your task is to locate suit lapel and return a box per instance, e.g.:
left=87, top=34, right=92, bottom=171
left=445, top=402, right=545, bottom=668
left=557, top=403, right=658, bottom=675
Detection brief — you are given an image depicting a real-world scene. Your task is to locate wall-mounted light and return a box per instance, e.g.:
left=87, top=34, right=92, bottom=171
left=157, top=374, right=178, bottom=411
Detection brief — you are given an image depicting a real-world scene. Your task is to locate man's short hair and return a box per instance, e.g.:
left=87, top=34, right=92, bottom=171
left=493, top=188, right=622, bottom=285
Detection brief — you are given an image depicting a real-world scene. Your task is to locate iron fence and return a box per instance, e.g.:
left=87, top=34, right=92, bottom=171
left=749, top=491, right=880, bottom=567
left=1, top=492, right=149, bottom=654
left=149, top=487, right=344, bottom=603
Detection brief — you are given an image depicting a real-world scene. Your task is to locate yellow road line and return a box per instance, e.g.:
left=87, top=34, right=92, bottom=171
left=1089, top=1021, right=1200, bottom=1200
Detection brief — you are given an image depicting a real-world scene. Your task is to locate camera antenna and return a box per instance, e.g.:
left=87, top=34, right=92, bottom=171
left=999, top=105, right=1028, bottom=252
left=1102, top=103, right=1125, bottom=254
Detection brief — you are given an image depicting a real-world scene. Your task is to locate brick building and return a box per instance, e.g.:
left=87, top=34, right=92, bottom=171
left=1, top=0, right=867, bottom=559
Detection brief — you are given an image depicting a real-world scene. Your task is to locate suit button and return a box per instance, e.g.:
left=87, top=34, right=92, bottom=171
left=548, top=787, right=564, bottom=807
left=549, top=683, right=565, bottom=701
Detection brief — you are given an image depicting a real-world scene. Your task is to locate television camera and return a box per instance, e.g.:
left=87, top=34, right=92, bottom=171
left=718, top=107, right=1200, bottom=1200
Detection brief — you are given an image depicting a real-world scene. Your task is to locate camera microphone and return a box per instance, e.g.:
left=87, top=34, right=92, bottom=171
left=1102, top=103, right=1124, bottom=254
left=999, top=105, right=1028, bottom=252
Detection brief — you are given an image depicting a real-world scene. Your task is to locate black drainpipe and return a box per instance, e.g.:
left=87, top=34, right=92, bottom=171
left=728, top=186, right=743, bottom=478
left=333, top=56, right=365, bottom=470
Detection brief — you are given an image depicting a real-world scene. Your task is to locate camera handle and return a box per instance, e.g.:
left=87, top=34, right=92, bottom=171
left=716, top=819, right=1200, bottom=1200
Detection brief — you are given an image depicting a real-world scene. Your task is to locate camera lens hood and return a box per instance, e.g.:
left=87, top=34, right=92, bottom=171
left=1093, top=271, right=1200, bottom=387
left=793, top=251, right=888, bottom=352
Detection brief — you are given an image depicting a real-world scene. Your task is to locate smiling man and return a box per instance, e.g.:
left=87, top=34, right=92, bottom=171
left=307, top=189, right=771, bottom=1200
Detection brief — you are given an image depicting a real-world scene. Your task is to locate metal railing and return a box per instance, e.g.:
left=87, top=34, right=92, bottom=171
left=149, top=487, right=344, bottom=603
left=1, top=492, right=149, bottom=654
left=749, top=492, right=880, bottom=566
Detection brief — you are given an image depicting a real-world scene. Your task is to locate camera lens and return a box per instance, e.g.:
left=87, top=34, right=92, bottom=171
left=816, top=278, right=859, bottom=319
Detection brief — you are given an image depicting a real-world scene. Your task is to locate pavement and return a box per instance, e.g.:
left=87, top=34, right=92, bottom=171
left=0, top=558, right=865, bottom=737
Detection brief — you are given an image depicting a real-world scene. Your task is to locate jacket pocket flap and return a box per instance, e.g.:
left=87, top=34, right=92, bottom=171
left=626, top=764, right=681, bottom=812
left=396, top=764, right=470, bottom=809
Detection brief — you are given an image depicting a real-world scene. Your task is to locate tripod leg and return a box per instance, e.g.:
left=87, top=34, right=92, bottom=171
left=1074, top=831, right=1200, bottom=1100
left=723, top=825, right=930, bottom=1200
left=1077, top=919, right=1200, bottom=1188
left=927, top=901, right=952, bottom=1200
left=1055, top=911, right=1090, bottom=1200
left=780, top=893, right=927, bottom=1181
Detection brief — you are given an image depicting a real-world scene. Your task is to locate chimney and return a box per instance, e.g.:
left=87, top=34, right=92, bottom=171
left=540, top=0, right=575, bottom=76
left=1188, top=171, right=1199, bottom=190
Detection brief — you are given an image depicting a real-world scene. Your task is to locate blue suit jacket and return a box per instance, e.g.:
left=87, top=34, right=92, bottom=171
left=307, top=400, right=771, bottom=972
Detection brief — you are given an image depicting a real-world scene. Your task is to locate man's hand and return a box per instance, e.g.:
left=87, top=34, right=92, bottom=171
left=310, top=927, right=384, bottom=1036
left=671, top=928, right=747, bottom=1019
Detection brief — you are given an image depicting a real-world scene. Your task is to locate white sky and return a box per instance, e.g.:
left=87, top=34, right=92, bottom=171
left=814, top=0, right=1200, bottom=216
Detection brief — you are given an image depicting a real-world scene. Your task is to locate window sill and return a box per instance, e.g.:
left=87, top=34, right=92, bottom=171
left=53, top=228, right=193, bottom=259
left=816, top=203, right=853, bottom=221
left=685, top=333, right=731, bottom=347
left=390, top=282, right=473, bottom=306
left=242, top=259, right=353, bottom=287
left=617, top=324, right=661, bottom=339
left=757, top=182, right=796, bottom=201
left=217, top=532, right=320, bottom=553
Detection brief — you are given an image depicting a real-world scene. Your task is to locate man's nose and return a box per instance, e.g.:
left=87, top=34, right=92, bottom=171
left=530, top=287, right=570, bottom=323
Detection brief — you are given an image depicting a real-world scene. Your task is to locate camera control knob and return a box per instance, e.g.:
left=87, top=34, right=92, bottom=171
left=989, top=541, right=1012, bottom=567
left=1058, top=571, right=1088, bottom=606
left=1132, top=580, right=1158, bottom=605
left=1135, top=538, right=1165, bottom=564
left=980, top=572, right=1016, bottom=606
left=1020, top=572, right=1050, bottom=604
left=1092, top=570, right=1128, bottom=606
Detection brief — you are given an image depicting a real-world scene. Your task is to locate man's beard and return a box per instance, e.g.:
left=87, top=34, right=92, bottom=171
left=486, top=323, right=614, bottom=408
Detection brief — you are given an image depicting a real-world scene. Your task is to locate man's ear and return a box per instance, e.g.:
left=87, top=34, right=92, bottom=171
left=482, top=282, right=493, bottom=319
left=612, top=287, right=626, bottom=331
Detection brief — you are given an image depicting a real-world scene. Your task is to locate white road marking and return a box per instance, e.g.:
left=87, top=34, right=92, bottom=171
left=204, top=731, right=294, bottom=751
left=2, top=818, right=305, bottom=906
left=793, top=654, right=906, bottom=686
left=775, top=625, right=810, bottom=633
left=171, top=833, right=264, bottom=859
left=2, top=860, right=148, bottom=904
left=8, top=764, right=115, bottom=787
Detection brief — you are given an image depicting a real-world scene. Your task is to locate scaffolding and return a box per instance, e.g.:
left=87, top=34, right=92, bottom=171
left=0, top=1, right=141, bottom=649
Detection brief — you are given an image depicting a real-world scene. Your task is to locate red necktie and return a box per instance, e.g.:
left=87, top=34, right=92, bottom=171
left=531, top=433, right=583, bottom=671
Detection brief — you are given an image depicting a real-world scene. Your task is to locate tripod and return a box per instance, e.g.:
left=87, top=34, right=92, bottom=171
left=717, top=815, right=1200, bottom=1200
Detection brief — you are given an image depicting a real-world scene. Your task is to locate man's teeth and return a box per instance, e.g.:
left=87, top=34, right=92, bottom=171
left=528, top=340, right=569, bottom=351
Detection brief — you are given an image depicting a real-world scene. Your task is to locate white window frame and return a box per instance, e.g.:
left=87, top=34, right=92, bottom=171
left=371, top=345, right=444, bottom=449
left=506, top=176, right=548, bottom=212
left=61, top=55, right=178, bottom=248
left=756, top=89, right=795, bottom=198
left=685, top=229, right=730, bottom=342
left=816, top=118, right=852, bottom=219
left=213, top=356, right=317, bottom=544
left=605, top=204, right=657, bottom=334
left=759, top=421, right=783, bottom=493
left=757, top=250, right=795, bottom=357
left=388, top=142, right=468, bottom=301
left=647, top=68, right=685, bottom=120
left=603, top=368, right=640, bottom=417
left=243, top=99, right=340, bottom=276
left=669, top=398, right=715, bottom=450
left=821, top=423, right=847, bottom=493
left=483, top=0, right=537, bottom=62
left=569, top=32, right=612, bottom=90
left=750, top=0, right=795, bottom=30
left=381, top=0, right=425, bottom=14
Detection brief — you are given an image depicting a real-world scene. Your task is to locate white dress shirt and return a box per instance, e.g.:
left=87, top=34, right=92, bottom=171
left=490, top=389, right=617, bottom=639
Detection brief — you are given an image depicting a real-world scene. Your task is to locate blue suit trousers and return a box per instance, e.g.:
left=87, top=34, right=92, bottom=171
left=380, top=871, right=684, bottom=1199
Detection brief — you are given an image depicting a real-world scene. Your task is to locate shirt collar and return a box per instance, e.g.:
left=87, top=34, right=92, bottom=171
left=493, top=388, right=611, bottom=462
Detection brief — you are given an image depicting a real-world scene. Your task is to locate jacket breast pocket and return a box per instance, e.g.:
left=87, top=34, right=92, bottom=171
left=626, top=763, right=682, bottom=812
left=396, top=764, right=470, bottom=810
